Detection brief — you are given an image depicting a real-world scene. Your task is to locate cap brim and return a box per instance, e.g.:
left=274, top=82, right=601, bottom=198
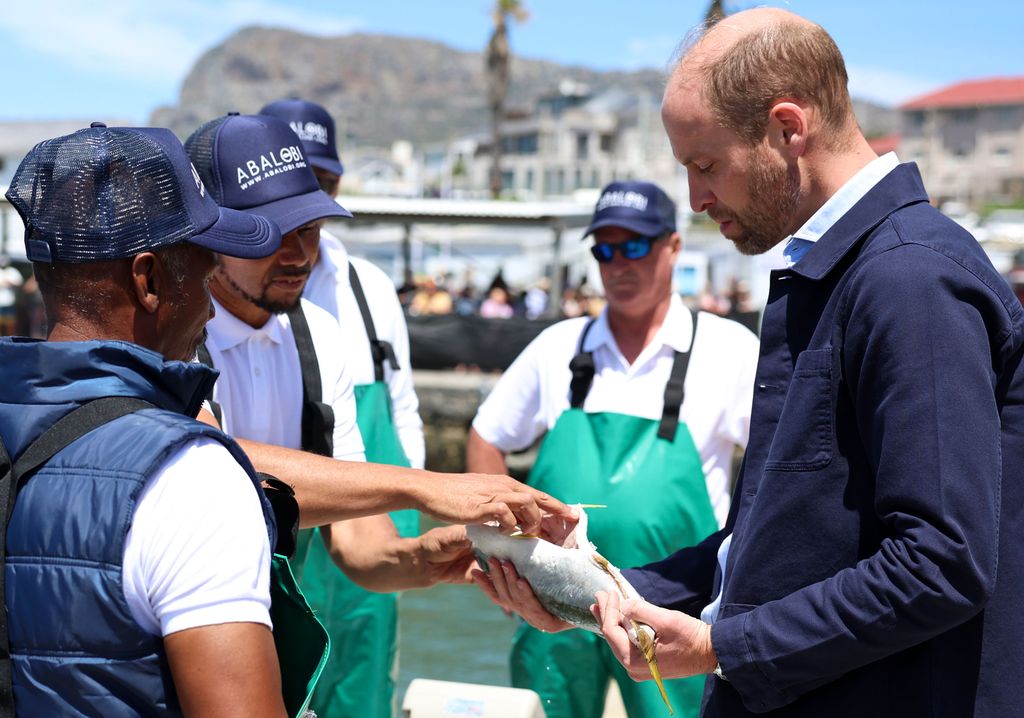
left=189, top=206, right=281, bottom=259
left=309, top=155, right=344, bottom=177
left=247, top=189, right=352, bottom=236
left=583, top=216, right=668, bottom=239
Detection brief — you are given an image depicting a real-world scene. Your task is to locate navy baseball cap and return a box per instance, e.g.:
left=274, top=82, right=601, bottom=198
left=259, top=99, right=344, bottom=177
left=4, top=123, right=280, bottom=263
left=185, top=114, right=351, bottom=236
left=583, top=180, right=677, bottom=238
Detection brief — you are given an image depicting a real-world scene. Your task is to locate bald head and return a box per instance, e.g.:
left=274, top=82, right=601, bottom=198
left=667, top=8, right=856, bottom=148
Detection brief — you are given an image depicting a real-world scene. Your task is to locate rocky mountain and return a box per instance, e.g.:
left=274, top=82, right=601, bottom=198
left=151, top=28, right=669, bottom=147
left=152, top=27, right=897, bottom=148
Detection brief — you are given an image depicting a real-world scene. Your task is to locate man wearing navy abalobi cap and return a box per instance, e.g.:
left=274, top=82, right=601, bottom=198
left=185, top=113, right=480, bottom=716
left=467, top=180, right=761, bottom=718
left=258, top=98, right=427, bottom=718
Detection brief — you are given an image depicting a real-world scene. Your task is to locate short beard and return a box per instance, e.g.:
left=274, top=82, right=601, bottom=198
left=214, top=262, right=303, bottom=315
left=714, top=143, right=801, bottom=256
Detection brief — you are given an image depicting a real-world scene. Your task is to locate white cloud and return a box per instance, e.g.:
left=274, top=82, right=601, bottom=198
left=0, top=0, right=362, bottom=83
left=846, top=65, right=940, bottom=106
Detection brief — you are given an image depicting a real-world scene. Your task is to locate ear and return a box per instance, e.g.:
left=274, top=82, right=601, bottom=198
left=130, top=253, right=161, bottom=314
left=668, top=231, right=682, bottom=254
left=767, top=101, right=809, bottom=158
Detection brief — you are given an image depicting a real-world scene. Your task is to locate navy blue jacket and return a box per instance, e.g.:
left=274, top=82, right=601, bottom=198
left=0, top=338, right=274, bottom=716
left=624, top=164, right=1024, bottom=716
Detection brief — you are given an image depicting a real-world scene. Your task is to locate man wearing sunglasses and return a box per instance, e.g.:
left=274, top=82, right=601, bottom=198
left=466, top=180, right=760, bottom=718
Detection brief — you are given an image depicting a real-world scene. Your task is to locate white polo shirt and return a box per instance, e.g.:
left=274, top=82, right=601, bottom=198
left=123, top=438, right=273, bottom=636
left=205, top=295, right=365, bottom=461
left=304, top=232, right=426, bottom=468
left=472, top=294, right=759, bottom=527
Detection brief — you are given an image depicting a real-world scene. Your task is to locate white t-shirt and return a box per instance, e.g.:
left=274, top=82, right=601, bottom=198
left=122, top=438, right=272, bottom=635
left=205, top=296, right=365, bottom=461
left=304, top=231, right=425, bottom=468
left=472, top=294, right=759, bottom=527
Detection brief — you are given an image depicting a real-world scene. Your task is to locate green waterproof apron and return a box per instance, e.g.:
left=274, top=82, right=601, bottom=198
left=271, top=554, right=331, bottom=718
left=511, top=314, right=719, bottom=718
left=291, top=264, right=418, bottom=718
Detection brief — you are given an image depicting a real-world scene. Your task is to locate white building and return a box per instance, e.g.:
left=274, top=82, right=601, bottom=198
left=900, top=77, right=1024, bottom=207
left=454, top=82, right=687, bottom=202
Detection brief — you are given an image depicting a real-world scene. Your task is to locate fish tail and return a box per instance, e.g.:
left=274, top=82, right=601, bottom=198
left=630, top=620, right=674, bottom=716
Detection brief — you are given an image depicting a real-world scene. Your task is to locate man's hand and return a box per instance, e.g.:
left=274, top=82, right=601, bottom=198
left=471, top=558, right=574, bottom=633
left=412, top=524, right=477, bottom=586
left=592, top=590, right=718, bottom=681
left=415, top=472, right=578, bottom=537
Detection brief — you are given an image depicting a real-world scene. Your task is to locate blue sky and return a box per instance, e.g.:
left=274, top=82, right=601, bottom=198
left=1, top=0, right=1021, bottom=124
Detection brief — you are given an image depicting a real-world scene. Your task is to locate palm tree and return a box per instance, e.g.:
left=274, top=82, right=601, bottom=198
left=485, top=0, right=528, bottom=199
left=705, top=0, right=726, bottom=25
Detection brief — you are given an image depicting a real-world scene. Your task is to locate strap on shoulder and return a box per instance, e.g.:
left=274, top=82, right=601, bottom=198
left=568, top=318, right=598, bottom=409
left=348, top=262, right=399, bottom=383
left=0, top=396, right=153, bottom=715
left=287, top=305, right=335, bottom=457
left=658, top=308, right=699, bottom=441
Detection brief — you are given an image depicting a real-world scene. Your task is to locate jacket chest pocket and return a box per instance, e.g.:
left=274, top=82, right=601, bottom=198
left=764, top=347, right=834, bottom=471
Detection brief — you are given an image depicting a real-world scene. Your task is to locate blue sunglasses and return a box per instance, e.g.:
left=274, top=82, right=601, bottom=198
left=590, top=234, right=662, bottom=263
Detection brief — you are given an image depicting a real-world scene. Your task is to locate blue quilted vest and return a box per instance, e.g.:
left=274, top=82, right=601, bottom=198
left=0, top=337, right=276, bottom=717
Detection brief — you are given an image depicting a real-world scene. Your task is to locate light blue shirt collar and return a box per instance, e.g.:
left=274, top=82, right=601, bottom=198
left=783, top=152, right=900, bottom=268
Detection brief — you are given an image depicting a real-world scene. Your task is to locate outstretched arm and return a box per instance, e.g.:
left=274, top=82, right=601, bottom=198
left=197, top=407, right=576, bottom=535
left=321, top=516, right=476, bottom=592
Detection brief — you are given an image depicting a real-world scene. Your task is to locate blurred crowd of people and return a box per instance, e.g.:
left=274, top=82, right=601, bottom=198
left=0, top=257, right=45, bottom=339
left=397, top=269, right=607, bottom=320
left=395, top=266, right=761, bottom=328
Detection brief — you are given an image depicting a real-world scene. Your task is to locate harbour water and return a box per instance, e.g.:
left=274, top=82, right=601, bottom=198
left=396, top=572, right=519, bottom=701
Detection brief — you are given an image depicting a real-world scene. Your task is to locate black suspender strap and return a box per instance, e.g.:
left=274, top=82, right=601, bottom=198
left=658, top=308, right=700, bottom=441
left=565, top=309, right=698, bottom=441
left=195, top=344, right=223, bottom=426
left=568, top=319, right=598, bottom=409
left=0, top=397, right=154, bottom=716
left=286, top=306, right=335, bottom=458
left=348, top=263, right=399, bottom=383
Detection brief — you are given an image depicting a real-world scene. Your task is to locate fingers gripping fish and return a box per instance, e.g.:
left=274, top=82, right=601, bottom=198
left=467, top=508, right=674, bottom=715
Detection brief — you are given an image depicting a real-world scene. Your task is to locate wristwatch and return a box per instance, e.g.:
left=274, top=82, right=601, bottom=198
left=713, top=663, right=728, bottom=682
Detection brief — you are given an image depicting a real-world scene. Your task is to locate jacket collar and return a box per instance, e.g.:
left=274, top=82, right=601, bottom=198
left=790, top=162, right=931, bottom=281
left=207, top=296, right=286, bottom=351
left=587, top=293, right=695, bottom=359
left=0, top=338, right=218, bottom=455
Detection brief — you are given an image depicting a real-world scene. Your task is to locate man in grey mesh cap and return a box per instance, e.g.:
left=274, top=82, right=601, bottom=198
left=0, top=123, right=296, bottom=715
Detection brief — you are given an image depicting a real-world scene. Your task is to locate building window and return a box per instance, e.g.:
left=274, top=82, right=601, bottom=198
left=502, top=133, right=538, bottom=155
left=525, top=169, right=534, bottom=190
left=600, top=134, right=615, bottom=153
left=501, top=170, right=515, bottom=191
left=906, top=110, right=926, bottom=128
left=950, top=108, right=977, bottom=124
left=574, top=168, right=583, bottom=189
left=992, top=146, right=1013, bottom=167
left=590, top=169, right=600, bottom=188
left=544, top=169, right=556, bottom=195
left=949, top=145, right=973, bottom=164
left=576, top=133, right=589, bottom=160
left=995, top=106, right=1019, bottom=124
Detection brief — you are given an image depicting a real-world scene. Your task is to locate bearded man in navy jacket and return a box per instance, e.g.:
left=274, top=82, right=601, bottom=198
left=484, top=8, right=1024, bottom=717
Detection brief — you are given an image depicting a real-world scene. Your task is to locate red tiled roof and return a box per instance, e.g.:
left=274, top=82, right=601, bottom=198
left=901, top=77, right=1024, bottom=110
left=867, top=133, right=901, bottom=155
